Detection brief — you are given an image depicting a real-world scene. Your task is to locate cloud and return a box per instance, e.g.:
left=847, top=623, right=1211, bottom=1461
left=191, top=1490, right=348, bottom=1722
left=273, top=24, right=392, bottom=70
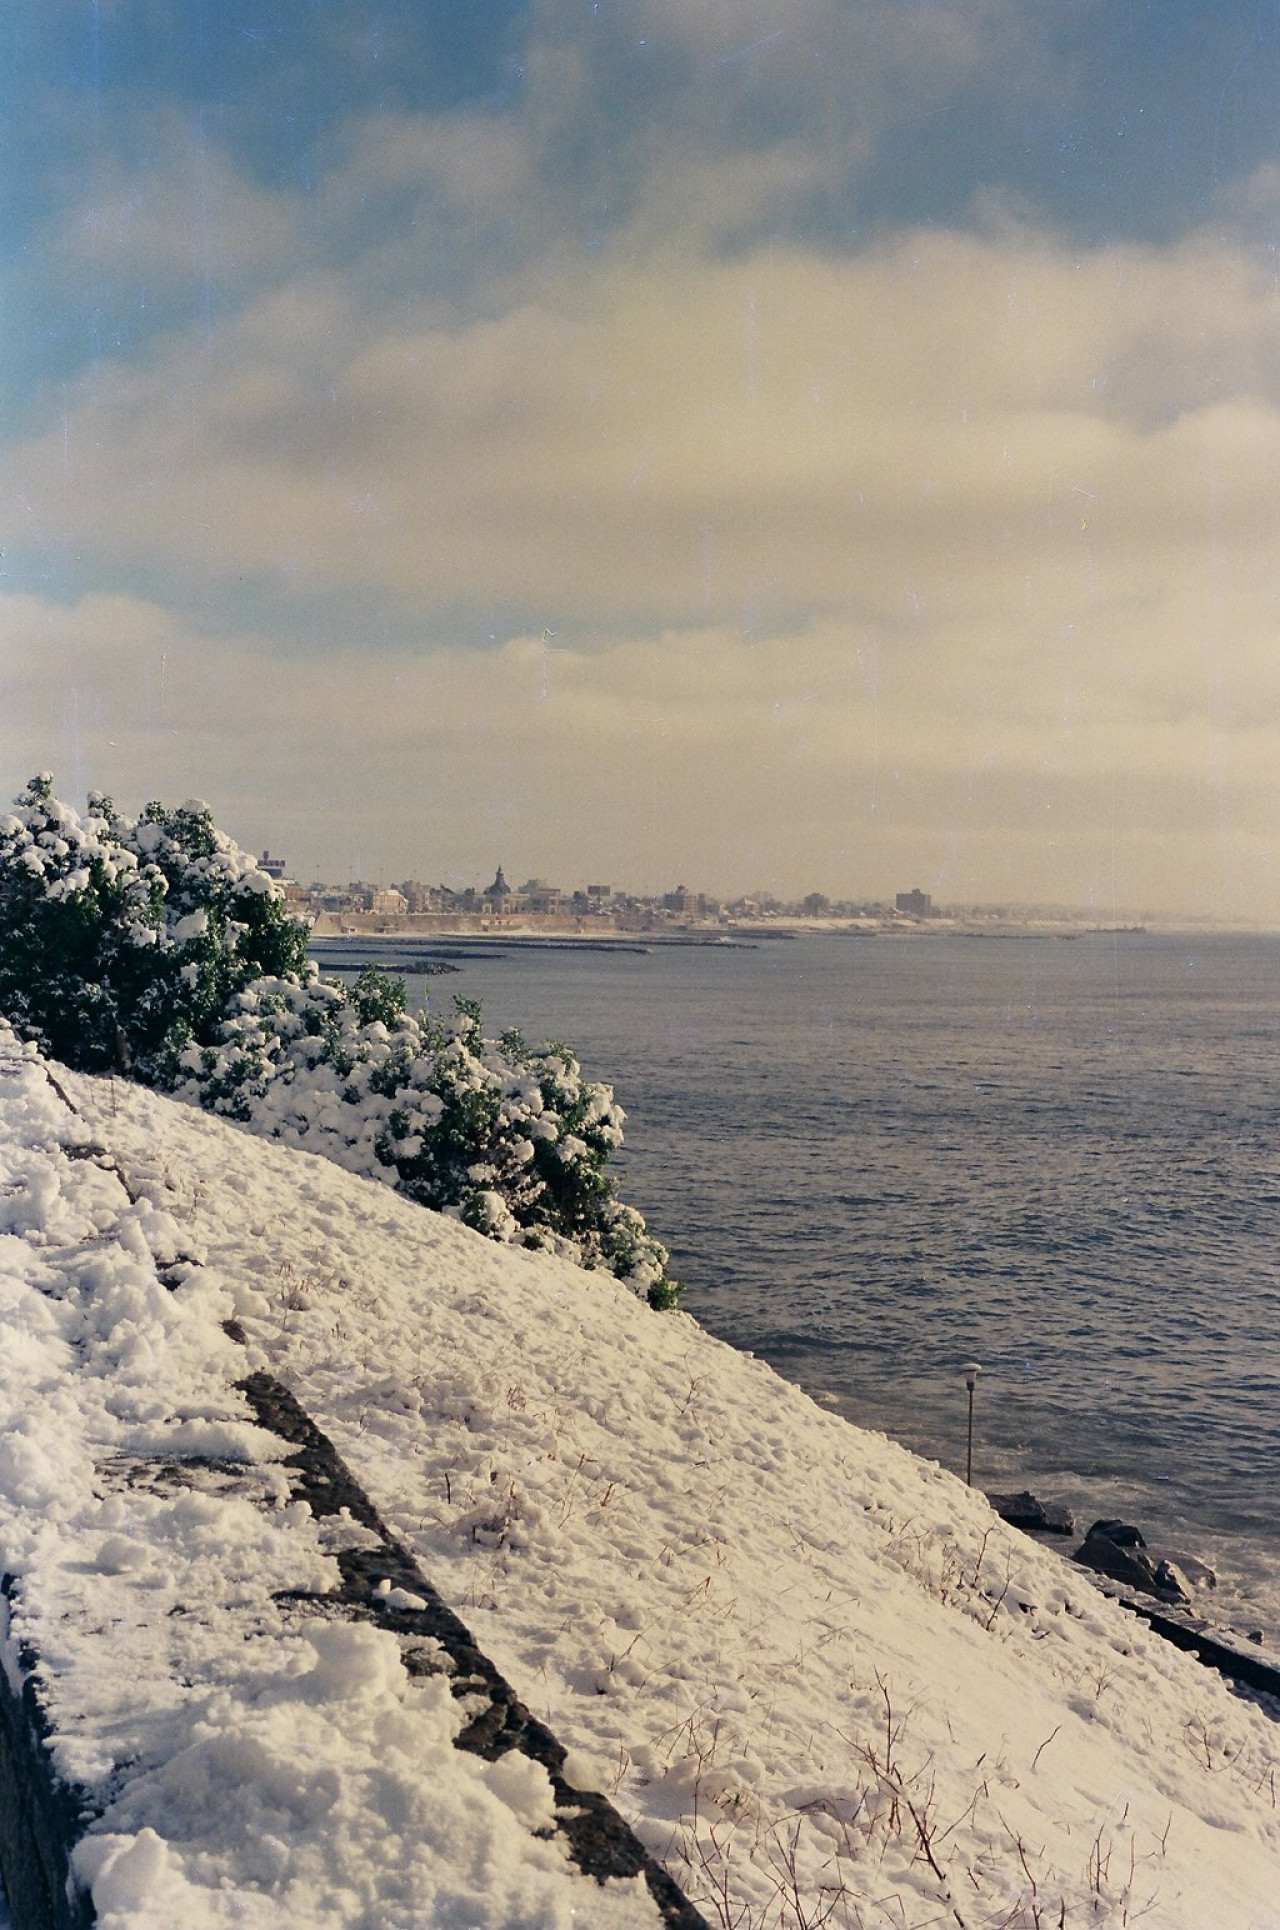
left=329, top=111, right=533, bottom=222
left=52, top=114, right=301, bottom=300
left=10, top=219, right=1280, bottom=631
left=5, top=584, right=1278, bottom=918
left=9, top=5, right=1280, bottom=922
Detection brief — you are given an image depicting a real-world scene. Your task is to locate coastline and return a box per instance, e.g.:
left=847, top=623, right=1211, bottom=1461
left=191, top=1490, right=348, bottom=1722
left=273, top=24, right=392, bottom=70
left=305, top=922, right=1280, bottom=1649
left=308, top=910, right=1280, bottom=945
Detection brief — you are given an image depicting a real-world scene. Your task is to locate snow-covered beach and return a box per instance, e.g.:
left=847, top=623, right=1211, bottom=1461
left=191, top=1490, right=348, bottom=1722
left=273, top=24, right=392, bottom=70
left=2, top=1025, right=1279, bottom=1928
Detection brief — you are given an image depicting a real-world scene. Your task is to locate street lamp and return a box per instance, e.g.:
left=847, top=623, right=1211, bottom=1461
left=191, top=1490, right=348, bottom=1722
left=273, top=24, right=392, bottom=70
left=963, top=1362, right=981, bottom=1487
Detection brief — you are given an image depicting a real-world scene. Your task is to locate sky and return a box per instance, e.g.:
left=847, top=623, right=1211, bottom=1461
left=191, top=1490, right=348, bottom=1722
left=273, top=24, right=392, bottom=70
left=5, top=2, right=1280, bottom=915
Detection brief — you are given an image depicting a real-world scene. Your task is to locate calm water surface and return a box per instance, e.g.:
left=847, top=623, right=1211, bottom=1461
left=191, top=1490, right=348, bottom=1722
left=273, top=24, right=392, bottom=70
left=328, top=931, right=1280, bottom=1634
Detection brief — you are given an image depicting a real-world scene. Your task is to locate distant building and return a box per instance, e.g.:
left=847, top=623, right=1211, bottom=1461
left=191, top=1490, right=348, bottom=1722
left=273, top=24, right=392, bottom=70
left=895, top=887, right=933, bottom=918
left=519, top=879, right=563, bottom=914
left=259, top=850, right=288, bottom=881
left=483, top=865, right=515, bottom=913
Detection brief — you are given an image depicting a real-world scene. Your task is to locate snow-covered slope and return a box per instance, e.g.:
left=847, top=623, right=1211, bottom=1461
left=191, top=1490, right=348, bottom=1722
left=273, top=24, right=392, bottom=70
left=2, top=1027, right=1279, bottom=1928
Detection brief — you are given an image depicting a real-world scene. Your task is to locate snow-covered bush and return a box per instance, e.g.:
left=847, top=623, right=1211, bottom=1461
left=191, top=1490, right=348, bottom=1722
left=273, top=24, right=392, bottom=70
left=0, top=778, right=679, bottom=1305
left=165, top=976, right=677, bottom=1302
left=0, top=774, right=309, bottom=1075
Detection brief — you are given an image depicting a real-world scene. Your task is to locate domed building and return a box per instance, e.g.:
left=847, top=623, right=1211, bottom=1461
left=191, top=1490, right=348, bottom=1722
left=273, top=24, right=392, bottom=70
left=483, top=865, right=514, bottom=913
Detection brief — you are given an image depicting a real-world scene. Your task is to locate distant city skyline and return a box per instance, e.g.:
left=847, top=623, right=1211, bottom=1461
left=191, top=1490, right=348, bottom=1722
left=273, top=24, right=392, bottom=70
left=277, top=852, right=1182, bottom=930
left=8, top=6, right=1280, bottom=920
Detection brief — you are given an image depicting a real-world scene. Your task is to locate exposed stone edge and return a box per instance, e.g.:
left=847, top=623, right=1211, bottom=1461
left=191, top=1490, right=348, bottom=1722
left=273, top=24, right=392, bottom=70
left=234, top=1364, right=711, bottom=1930
left=0, top=1579, right=96, bottom=1930
left=1111, top=1594, right=1280, bottom=1702
left=1008, top=1520, right=1280, bottom=1704
left=0, top=1068, right=100, bottom=1927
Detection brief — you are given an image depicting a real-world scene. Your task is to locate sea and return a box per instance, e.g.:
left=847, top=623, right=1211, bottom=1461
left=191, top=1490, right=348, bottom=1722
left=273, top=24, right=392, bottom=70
left=316, top=928, right=1280, bottom=1645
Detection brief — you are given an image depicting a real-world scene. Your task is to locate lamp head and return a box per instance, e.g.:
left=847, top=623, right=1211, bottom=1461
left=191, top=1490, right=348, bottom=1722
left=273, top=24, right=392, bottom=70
left=963, top=1362, right=981, bottom=1391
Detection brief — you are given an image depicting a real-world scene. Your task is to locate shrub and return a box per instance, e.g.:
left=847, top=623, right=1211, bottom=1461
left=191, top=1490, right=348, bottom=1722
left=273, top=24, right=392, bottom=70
left=166, top=969, right=677, bottom=1301
left=0, top=774, right=309, bottom=1074
left=0, top=778, right=680, bottom=1304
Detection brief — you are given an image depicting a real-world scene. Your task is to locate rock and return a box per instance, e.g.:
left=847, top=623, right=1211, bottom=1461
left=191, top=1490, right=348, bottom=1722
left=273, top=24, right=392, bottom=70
left=1163, top=1551, right=1217, bottom=1591
left=987, top=1490, right=1076, bottom=1535
left=1074, top=1530, right=1157, bottom=1590
left=1086, top=1518, right=1146, bottom=1549
left=1152, top=1559, right=1193, bottom=1603
left=1073, top=1529, right=1191, bottom=1606
left=1073, top=1520, right=1222, bottom=1611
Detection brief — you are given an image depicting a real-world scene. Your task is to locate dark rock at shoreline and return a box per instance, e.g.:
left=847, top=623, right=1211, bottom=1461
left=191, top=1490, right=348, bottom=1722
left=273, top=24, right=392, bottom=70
left=1086, top=1517, right=1146, bottom=1549
left=1163, top=1550, right=1217, bottom=1590
left=987, top=1490, right=1075, bottom=1535
left=1074, top=1527, right=1191, bottom=1605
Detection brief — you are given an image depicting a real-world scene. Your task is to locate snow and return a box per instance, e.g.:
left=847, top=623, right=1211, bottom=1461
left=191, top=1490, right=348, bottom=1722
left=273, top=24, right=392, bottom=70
left=1, top=1022, right=1279, bottom=1928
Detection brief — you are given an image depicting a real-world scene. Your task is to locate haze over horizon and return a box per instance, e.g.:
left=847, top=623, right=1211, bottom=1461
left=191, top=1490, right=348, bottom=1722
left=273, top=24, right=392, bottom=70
left=6, top=3, right=1280, bottom=919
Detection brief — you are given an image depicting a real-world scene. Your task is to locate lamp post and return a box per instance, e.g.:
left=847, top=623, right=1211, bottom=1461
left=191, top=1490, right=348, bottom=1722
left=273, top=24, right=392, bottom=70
left=963, top=1362, right=981, bottom=1487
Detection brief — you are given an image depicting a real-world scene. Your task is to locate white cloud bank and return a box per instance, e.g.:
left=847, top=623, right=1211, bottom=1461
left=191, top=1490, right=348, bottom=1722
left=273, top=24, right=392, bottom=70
left=8, top=86, right=1280, bottom=914
left=4, top=575, right=1276, bottom=916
